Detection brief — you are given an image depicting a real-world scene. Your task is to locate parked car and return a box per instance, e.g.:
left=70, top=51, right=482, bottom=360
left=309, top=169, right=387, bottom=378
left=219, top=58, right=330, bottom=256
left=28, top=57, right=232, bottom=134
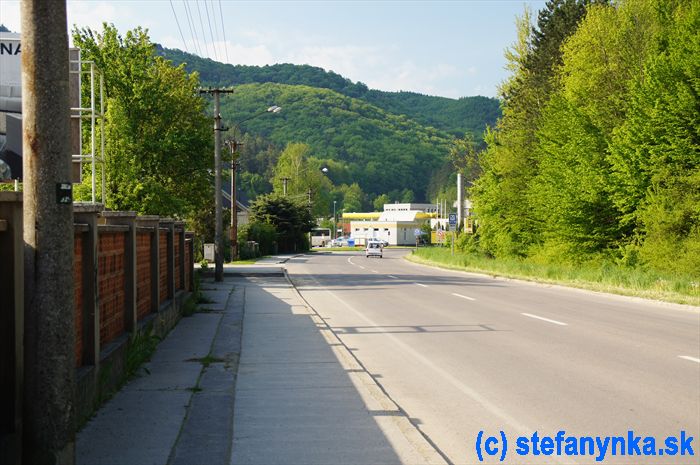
left=365, top=240, right=383, bottom=258
left=329, top=236, right=350, bottom=247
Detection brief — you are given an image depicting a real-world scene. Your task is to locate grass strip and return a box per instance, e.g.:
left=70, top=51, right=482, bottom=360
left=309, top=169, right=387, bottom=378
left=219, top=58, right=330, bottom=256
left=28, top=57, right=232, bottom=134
left=408, top=247, right=699, bottom=306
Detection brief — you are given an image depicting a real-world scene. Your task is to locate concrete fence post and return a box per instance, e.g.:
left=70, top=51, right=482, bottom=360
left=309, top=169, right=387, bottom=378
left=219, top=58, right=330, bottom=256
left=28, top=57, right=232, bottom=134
left=0, top=192, right=24, bottom=465
left=74, top=204, right=103, bottom=368
left=176, top=222, right=186, bottom=291
left=160, top=219, right=175, bottom=300
left=186, top=232, right=195, bottom=291
left=136, top=216, right=160, bottom=313
left=100, top=211, right=137, bottom=331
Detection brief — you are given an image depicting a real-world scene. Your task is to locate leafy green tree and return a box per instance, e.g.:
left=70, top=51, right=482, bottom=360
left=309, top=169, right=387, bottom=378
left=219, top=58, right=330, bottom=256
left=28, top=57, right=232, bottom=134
left=72, top=24, right=212, bottom=217
left=373, top=194, right=390, bottom=211
left=337, top=183, right=365, bottom=213
left=249, top=193, right=315, bottom=253
left=473, top=1, right=601, bottom=258
left=608, top=1, right=700, bottom=275
left=271, top=142, right=333, bottom=217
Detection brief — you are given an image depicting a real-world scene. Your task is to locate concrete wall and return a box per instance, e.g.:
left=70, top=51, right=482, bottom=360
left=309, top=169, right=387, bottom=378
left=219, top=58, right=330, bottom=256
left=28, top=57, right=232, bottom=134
left=0, top=197, right=196, bottom=465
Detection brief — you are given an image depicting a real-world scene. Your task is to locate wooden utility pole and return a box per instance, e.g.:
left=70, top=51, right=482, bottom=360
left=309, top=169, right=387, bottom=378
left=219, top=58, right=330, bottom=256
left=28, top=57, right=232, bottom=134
left=200, top=88, right=233, bottom=281
left=21, top=1, right=76, bottom=463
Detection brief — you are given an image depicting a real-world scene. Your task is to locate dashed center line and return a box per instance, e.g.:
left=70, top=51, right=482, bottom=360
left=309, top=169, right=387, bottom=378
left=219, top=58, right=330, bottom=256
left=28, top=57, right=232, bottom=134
left=678, top=355, right=700, bottom=364
left=521, top=313, right=568, bottom=326
left=358, top=266, right=366, bottom=270
left=371, top=270, right=379, bottom=274
left=387, top=275, right=398, bottom=279
left=415, top=283, right=428, bottom=288
left=452, top=292, right=476, bottom=301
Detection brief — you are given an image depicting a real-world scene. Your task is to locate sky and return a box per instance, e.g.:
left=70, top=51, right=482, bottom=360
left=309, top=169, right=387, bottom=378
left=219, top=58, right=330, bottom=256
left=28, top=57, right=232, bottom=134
left=0, top=0, right=548, bottom=99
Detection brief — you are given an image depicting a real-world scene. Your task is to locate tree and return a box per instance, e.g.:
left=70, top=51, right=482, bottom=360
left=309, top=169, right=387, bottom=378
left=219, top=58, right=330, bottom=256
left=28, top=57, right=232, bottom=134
left=608, top=1, right=700, bottom=274
left=72, top=24, right=212, bottom=218
left=249, top=193, right=315, bottom=253
left=373, top=194, right=390, bottom=211
left=272, top=142, right=333, bottom=217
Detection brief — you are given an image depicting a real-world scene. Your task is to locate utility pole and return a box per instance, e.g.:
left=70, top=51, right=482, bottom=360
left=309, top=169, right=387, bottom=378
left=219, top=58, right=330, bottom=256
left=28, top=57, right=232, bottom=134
left=225, top=139, right=239, bottom=261
left=457, top=172, right=463, bottom=232
left=21, top=1, right=76, bottom=463
left=199, top=88, right=233, bottom=281
left=281, top=177, right=290, bottom=196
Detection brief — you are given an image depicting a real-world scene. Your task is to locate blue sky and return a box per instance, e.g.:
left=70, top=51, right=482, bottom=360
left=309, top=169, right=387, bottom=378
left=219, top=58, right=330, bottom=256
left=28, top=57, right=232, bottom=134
left=0, top=0, right=547, bottom=98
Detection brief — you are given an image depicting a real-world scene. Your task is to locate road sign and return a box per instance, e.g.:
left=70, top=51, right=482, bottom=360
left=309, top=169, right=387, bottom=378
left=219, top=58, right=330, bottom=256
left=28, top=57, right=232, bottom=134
left=448, top=213, right=457, bottom=227
left=414, top=228, right=422, bottom=237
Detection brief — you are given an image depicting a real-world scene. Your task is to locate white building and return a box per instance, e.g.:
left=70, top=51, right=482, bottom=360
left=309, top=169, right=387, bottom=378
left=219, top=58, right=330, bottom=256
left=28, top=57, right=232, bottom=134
left=345, top=203, right=435, bottom=246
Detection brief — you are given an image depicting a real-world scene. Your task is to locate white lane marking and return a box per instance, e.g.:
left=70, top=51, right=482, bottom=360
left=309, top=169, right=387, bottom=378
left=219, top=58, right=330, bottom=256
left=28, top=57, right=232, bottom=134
left=678, top=355, right=700, bottom=364
left=372, top=270, right=379, bottom=274
left=387, top=275, right=398, bottom=279
left=358, top=266, right=366, bottom=270
left=415, top=283, right=428, bottom=288
left=521, top=313, right=568, bottom=326
left=452, top=292, right=476, bottom=301
left=305, top=273, right=532, bottom=434
left=347, top=257, right=354, bottom=265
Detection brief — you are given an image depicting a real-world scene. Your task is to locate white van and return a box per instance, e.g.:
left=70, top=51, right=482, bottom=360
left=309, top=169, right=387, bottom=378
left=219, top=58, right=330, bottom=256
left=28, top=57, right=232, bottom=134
left=365, top=240, right=383, bottom=258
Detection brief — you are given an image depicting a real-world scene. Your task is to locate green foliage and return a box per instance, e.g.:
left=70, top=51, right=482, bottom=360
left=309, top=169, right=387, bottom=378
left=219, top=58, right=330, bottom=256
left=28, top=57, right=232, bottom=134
left=272, top=142, right=333, bottom=216
left=239, top=221, right=277, bottom=257
left=72, top=24, right=212, bottom=218
left=373, top=194, right=390, bottom=211
left=471, top=0, right=699, bottom=279
left=249, top=193, right=314, bottom=253
left=156, top=47, right=501, bottom=138
left=218, top=82, right=452, bottom=200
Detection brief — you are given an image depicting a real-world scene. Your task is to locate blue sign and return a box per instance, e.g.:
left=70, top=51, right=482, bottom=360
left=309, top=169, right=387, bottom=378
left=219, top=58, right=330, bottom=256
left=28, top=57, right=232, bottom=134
left=448, top=213, right=457, bottom=227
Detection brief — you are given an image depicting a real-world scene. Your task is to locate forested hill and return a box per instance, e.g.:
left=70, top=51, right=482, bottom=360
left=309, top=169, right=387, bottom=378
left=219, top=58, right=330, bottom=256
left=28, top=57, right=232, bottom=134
left=156, top=45, right=500, bottom=138
left=218, top=82, right=453, bottom=198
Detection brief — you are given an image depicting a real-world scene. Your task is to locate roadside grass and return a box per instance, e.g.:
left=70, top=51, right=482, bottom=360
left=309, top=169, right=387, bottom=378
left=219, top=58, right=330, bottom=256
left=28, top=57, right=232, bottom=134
left=408, top=247, right=700, bottom=306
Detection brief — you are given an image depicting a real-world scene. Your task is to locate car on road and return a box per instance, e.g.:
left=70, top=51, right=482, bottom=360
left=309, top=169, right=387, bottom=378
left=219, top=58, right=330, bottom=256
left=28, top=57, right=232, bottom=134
left=365, top=240, right=383, bottom=258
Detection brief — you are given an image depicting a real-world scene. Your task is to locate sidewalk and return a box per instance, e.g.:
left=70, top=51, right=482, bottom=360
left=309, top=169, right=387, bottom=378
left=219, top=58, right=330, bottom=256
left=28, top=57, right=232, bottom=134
left=76, top=259, right=446, bottom=465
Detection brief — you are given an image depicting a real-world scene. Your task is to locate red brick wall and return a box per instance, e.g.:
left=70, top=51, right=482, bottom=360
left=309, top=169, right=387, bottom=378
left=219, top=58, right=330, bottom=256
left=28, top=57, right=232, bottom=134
left=136, top=231, right=152, bottom=321
left=74, top=233, right=83, bottom=367
left=159, top=230, right=168, bottom=303
left=99, top=232, right=126, bottom=347
left=175, top=234, right=181, bottom=290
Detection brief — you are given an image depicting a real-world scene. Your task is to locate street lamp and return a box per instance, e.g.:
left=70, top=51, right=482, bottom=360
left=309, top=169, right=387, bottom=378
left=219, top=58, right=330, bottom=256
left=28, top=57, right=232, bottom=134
left=333, top=200, right=337, bottom=240
left=226, top=105, right=281, bottom=261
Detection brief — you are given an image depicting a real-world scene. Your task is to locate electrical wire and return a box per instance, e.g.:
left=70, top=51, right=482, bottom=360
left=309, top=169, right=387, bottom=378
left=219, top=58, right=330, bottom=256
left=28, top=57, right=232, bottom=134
left=204, top=0, right=219, bottom=61
left=194, top=0, right=211, bottom=59
left=218, top=0, right=230, bottom=64
left=182, top=0, right=201, bottom=56
left=168, top=0, right=189, bottom=52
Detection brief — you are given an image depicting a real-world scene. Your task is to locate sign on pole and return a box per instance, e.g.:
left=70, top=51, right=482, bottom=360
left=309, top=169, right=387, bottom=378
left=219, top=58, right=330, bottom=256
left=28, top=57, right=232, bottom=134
left=448, top=213, right=457, bottom=228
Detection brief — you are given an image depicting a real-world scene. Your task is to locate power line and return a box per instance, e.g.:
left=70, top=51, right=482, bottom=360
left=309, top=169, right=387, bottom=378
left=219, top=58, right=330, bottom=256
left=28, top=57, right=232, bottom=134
left=218, top=0, right=230, bottom=63
left=168, top=0, right=189, bottom=52
left=204, top=0, right=219, bottom=61
left=194, top=0, right=211, bottom=59
left=182, top=0, right=200, bottom=56
left=209, top=0, right=223, bottom=62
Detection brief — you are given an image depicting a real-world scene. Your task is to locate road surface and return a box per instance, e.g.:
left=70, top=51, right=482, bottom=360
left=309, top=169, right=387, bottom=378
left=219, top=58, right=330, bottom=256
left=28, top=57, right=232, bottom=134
left=286, top=249, right=700, bottom=465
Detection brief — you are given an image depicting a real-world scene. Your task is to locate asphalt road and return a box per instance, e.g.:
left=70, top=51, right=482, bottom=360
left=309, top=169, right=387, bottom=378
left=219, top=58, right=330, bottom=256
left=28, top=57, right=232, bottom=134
left=286, top=249, right=700, bottom=465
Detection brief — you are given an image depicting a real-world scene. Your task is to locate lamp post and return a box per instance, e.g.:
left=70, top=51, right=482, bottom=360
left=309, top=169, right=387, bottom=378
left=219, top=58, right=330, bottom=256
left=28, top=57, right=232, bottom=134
left=333, top=200, right=337, bottom=240
left=226, top=105, right=281, bottom=261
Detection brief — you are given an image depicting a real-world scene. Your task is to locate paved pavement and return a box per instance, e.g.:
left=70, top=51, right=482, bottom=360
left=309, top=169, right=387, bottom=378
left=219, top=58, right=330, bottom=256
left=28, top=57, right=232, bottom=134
left=76, top=255, right=446, bottom=465
left=287, top=250, right=700, bottom=465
